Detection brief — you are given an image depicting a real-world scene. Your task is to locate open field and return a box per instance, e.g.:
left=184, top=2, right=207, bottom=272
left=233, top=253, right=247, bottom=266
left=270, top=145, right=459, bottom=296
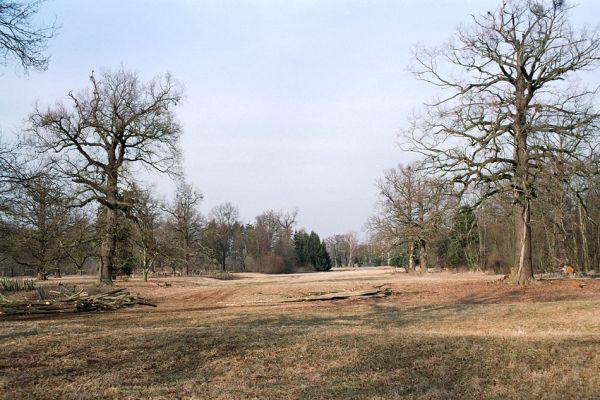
left=2, top=267, right=600, bottom=399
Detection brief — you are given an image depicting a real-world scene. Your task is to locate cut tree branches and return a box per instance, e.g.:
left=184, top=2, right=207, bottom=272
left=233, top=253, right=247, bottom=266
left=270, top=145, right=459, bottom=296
left=0, top=287, right=156, bottom=316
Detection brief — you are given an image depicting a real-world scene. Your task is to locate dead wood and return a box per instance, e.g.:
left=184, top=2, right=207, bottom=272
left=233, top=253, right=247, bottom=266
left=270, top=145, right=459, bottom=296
left=0, top=287, right=156, bottom=317
left=255, top=287, right=393, bottom=304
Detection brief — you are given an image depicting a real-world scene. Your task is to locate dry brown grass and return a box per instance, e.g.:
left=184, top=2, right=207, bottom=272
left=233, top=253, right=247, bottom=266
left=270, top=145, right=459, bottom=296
left=1, top=268, right=600, bottom=399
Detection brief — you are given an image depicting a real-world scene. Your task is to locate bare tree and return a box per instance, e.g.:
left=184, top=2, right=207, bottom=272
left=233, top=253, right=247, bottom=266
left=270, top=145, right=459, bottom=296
left=8, top=172, right=70, bottom=279
left=370, top=162, right=451, bottom=271
left=324, top=234, right=348, bottom=267
left=61, top=207, right=96, bottom=276
left=165, top=182, right=203, bottom=275
left=0, top=0, right=58, bottom=72
left=252, top=209, right=298, bottom=272
left=342, top=231, right=359, bottom=267
left=28, top=69, right=183, bottom=284
left=129, top=184, right=162, bottom=281
left=406, top=0, right=600, bottom=283
left=204, top=202, right=240, bottom=271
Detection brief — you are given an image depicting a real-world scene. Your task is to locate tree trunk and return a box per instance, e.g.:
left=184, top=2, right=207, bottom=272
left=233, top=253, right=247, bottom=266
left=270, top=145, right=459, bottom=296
left=99, top=205, right=117, bottom=285
left=577, top=200, right=590, bottom=273
left=479, top=221, right=486, bottom=270
left=36, top=270, right=47, bottom=280
left=183, top=236, right=190, bottom=275
left=142, top=248, right=149, bottom=281
left=419, top=239, right=428, bottom=270
left=515, top=199, right=533, bottom=284
left=408, top=241, right=415, bottom=271
left=512, top=55, right=534, bottom=285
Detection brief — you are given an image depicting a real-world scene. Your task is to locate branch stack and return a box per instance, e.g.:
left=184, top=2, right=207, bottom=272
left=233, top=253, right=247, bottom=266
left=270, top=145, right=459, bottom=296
left=0, top=288, right=156, bottom=316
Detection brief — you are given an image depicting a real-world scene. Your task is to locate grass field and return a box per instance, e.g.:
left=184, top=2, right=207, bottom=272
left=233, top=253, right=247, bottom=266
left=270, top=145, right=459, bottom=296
left=1, top=267, right=600, bottom=399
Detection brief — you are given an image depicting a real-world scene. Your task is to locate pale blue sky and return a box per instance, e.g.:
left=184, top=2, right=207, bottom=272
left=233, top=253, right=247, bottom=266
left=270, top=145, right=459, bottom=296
left=1, top=0, right=599, bottom=237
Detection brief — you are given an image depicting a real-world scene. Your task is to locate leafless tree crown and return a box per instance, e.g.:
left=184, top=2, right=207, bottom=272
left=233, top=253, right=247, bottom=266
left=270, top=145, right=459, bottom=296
left=0, top=0, right=58, bottom=72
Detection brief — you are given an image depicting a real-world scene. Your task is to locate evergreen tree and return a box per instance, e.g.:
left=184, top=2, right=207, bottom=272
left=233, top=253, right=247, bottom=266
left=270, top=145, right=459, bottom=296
left=293, top=230, right=332, bottom=271
left=314, top=240, right=332, bottom=271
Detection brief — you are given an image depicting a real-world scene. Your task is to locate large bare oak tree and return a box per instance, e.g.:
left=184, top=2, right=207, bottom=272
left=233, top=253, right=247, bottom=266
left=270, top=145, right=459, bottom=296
left=29, top=69, right=183, bottom=284
left=405, top=0, right=600, bottom=283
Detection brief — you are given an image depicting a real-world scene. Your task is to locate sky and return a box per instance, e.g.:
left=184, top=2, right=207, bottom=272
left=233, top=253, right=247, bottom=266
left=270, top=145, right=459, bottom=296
left=1, top=0, right=599, bottom=238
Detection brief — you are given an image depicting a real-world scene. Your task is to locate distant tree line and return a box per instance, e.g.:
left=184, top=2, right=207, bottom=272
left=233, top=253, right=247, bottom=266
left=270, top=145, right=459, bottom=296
left=0, top=134, right=333, bottom=280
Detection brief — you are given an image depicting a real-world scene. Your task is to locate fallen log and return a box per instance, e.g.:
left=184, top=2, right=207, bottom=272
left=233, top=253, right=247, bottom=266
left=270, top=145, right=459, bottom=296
left=255, top=287, right=393, bottom=304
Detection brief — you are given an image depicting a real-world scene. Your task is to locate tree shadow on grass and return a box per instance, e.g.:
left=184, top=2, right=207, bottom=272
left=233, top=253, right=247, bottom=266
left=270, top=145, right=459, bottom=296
left=3, top=297, right=600, bottom=399
left=297, top=335, right=600, bottom=400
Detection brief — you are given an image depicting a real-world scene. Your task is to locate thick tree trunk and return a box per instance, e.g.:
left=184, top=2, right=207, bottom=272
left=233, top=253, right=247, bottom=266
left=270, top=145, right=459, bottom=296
left=515, top=199, right=533, bottom=284
left=99, top=205, right=117, bottom=285
left=512, top=55, right=534, bottom=285
left=183, top=237, right=190, bottom=275
left=36, top=270, right=47, bottom=280
left=419, top=239, right=428, bottom=270
left=142, top=248, right=149, bottom=281
left=408, top=242, right=415, bottom=271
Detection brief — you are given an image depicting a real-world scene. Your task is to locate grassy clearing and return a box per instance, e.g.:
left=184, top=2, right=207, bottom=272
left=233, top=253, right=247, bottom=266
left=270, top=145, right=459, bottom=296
left=1, top=270, right=600, bottom=399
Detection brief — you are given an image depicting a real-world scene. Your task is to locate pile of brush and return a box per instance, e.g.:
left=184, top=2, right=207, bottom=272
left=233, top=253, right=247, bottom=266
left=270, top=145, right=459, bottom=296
left=0, top=287, right=156, bottom=316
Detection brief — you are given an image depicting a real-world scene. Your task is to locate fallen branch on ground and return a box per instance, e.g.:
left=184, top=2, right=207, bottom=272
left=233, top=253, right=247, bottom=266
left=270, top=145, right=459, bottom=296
left=0, top=287, right=156, bottom=316
left=253, top=287, right=393, bottom=304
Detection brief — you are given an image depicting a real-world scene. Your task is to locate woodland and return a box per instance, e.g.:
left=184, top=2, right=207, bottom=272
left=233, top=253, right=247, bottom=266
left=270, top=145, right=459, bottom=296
left=2, top=2, right=600, bottom=399
left=1, top=0, right=599, bottom=285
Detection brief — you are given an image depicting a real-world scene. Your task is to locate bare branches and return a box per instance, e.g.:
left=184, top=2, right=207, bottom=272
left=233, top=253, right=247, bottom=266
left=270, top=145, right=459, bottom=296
left=27, top=68, right=184, bottom=283
left=404, top=0, right=600, bottom=282
left=28, top=68, right=183, bottom=208
left=370, top=161, right=455, bottom=250
left=406, top=0, right=600, bottom=200
left=0, top=0, right=58, bottom=72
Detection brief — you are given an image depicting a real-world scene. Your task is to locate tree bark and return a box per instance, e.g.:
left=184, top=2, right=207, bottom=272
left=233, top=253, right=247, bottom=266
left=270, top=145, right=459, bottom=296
left=515, top=199, right=533, bottom=284
left=513, top=61, right=534, bottom=285
left=419, top=239, right=428, bottom=270
left=408, top=241, right=415, bottom=271
left=99, top=205, right=116, bottom=285
left=183, top=236, right=190, bottom=275
left=577, top=200, right=590, bottom=273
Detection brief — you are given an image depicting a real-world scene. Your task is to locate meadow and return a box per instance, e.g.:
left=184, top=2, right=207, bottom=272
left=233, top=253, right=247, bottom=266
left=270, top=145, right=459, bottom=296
left=1, top=268, right=600, bottom=399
